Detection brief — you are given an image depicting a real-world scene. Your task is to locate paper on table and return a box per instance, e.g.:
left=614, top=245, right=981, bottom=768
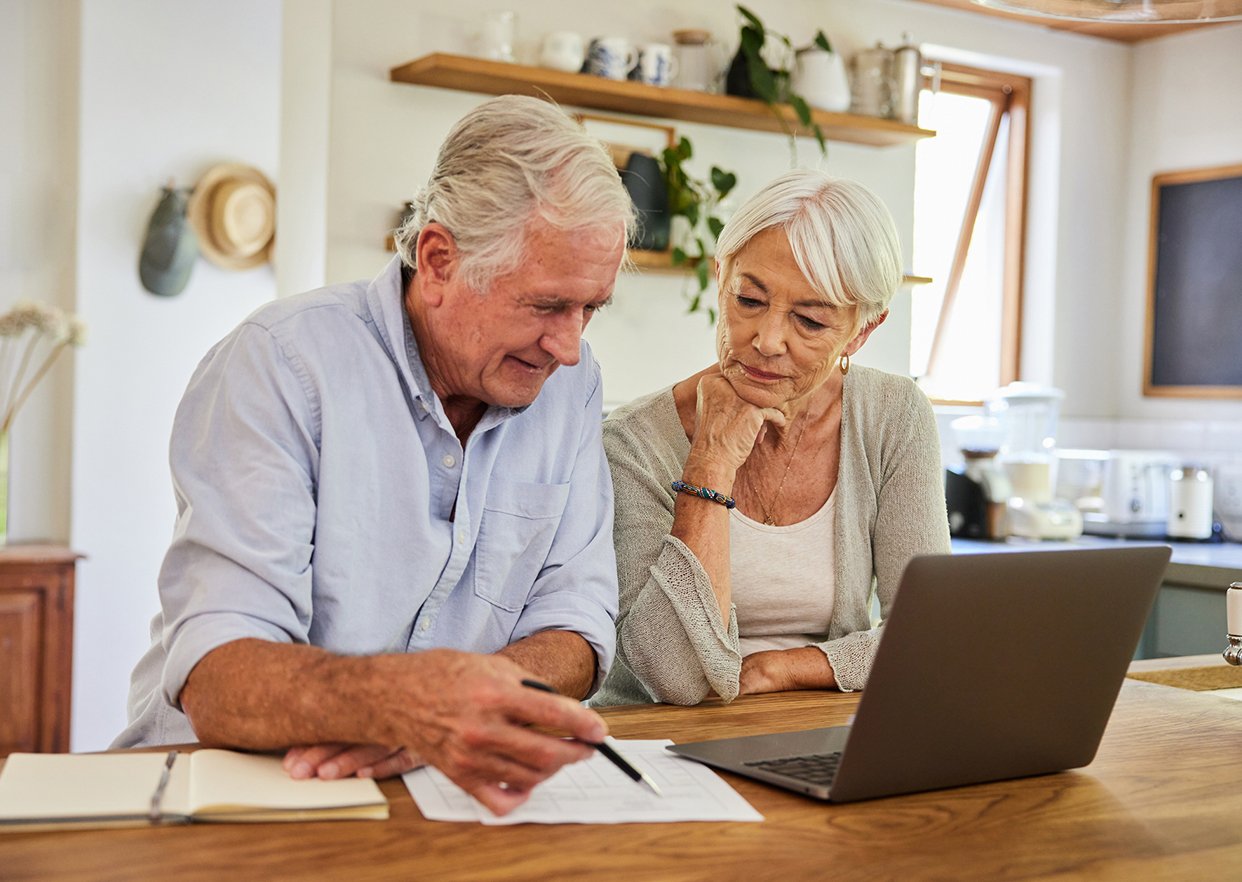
left=404, top=739, right=762, bottom=825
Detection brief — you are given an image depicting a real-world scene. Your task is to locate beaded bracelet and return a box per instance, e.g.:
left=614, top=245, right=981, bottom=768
left=671, top=480, right=736, bottom=509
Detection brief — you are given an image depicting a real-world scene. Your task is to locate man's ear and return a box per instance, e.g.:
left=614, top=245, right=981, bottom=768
left=844, top=309, right=888, bottom=356
left=414, top=222, right=459, bottom=307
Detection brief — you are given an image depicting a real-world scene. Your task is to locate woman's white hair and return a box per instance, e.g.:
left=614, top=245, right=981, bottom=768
left=393, top=95, right=636, bottom=292
left=714, top=169, right=902, bottom=326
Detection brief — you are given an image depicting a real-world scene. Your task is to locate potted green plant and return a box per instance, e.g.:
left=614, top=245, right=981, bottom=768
left=659, top=136, right=737, bottom=320
left=726, top=4, right=833, bottom=159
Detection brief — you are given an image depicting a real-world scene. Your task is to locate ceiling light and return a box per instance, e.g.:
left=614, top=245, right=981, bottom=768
left=972, top=0, right=1242, bottom=22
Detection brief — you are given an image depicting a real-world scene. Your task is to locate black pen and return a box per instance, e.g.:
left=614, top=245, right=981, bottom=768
left=521, top=678, right=662, bottom=797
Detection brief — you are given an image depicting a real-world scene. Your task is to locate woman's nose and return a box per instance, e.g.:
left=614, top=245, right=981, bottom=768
left=751, top=313, right=788, bottom=357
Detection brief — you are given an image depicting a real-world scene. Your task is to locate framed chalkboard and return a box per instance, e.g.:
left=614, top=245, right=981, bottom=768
left=1144, top=163, right=1242, bottom=398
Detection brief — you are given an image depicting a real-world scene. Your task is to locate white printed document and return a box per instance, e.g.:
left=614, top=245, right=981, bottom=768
left=404, top=739, right=762, bottom=825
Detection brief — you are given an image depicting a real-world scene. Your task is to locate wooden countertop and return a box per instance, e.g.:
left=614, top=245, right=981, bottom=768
left=4, top=683, right=1242, bottom=881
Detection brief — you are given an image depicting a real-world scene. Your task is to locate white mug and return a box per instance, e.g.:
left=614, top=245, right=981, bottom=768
left=633, top=43, right=679, bottom=87
left=540, top=31, right=585, bottom=73
left=585, top=37, right=638, bottom=81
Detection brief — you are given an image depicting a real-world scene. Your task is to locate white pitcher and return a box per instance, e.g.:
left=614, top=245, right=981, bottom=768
left=792, top=47, right=850, bottom=113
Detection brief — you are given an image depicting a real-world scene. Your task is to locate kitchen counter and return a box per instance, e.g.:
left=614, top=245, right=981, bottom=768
left=952, top=535, right=1242, bottom=589
left=951, top=536, right=1242, bottom=658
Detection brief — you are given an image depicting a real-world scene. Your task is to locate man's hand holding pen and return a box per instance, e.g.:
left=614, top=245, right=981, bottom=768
left=266, top=649, right=608, bottom=816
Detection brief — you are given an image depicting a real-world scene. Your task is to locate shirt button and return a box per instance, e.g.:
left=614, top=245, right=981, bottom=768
left=420, top=619, right=431, bottom=632
left=418, top=400, right=429, bottom=412
left=442, top=454, right=456, bottom=468
left=457, top=530, right=468, bottom=544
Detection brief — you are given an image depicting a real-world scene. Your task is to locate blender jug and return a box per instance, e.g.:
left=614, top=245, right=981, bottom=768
left=987, top=382, right=1063, bottom=504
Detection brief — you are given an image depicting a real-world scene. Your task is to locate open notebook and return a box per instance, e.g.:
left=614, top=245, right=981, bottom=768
left=0, top=749, right=388, bottom=832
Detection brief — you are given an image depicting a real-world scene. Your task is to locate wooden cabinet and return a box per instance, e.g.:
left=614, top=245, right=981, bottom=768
left=0, top=546, right=79, bottom=756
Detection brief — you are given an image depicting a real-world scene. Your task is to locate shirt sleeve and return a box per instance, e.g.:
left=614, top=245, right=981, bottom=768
left=507, top=360, right=620, bottom=695
left=157, top=322, right=321, bottom=710
left=604, top=414, right=743, bottom=706
left=815, top=377, right=951, bottom=691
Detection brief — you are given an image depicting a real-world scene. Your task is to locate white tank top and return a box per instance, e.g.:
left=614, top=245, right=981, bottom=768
left=731, top=491, right=836, bottom=656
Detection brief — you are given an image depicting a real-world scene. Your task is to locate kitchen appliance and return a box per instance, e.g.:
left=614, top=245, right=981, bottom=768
left=1076, top=450, right=1180, bottom=539
left=945, top=415, right=1010, bottom=539
left=987, top=383, right=1082, bottom=541
left=1167, top=465, right=1214, bottom=540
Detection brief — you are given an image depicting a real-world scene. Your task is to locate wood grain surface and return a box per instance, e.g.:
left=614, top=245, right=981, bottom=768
left=3, top=682, right=1241, bottom=881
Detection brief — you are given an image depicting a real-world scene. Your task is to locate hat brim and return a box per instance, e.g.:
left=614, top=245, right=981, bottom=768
left=187, top=163, right=276, bottom=270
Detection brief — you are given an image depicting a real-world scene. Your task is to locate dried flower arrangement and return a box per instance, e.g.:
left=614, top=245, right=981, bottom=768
left=0, top=300, right=86, bottom=435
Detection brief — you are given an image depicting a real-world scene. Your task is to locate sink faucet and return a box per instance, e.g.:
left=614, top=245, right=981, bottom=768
left=1226, top=582, right=1242, bottom=666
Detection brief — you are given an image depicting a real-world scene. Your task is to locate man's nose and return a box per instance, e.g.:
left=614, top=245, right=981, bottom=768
left=540, top=313, right=583, bottom=367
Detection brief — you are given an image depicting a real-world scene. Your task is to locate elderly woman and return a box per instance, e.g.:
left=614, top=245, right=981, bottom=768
left=593, top=169, right=950, bottom=707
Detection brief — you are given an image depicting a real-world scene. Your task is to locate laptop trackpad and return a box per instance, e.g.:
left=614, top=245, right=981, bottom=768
left=668, top=725, right=851, bottom=765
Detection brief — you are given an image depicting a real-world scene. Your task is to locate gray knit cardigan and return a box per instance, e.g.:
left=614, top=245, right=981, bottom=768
left=591, top=365, right=951, bottom=707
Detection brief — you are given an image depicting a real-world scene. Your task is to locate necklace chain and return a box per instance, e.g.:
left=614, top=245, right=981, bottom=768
left=750, top=417, right=810, bottom=526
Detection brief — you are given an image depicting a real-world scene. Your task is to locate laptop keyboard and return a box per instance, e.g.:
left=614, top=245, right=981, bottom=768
left=745, top=752, right=843, bottom=786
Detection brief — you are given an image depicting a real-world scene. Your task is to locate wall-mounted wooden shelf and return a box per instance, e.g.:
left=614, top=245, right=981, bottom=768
left=389, top=53, right=935, bottom=148
left=631, top=249, right=932, bottom=285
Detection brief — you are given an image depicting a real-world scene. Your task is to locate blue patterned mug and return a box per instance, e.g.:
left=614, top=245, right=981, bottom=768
left=585, top=37, right=638, bottom=80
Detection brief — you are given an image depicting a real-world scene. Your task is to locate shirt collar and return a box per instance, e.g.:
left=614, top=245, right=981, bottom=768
left=366, top=256, right=528, bottom=429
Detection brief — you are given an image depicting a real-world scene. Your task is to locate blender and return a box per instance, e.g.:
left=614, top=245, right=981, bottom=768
left=987, top=383, right=1083, bottom=541
left=945, top=415, right=1011, bottom=539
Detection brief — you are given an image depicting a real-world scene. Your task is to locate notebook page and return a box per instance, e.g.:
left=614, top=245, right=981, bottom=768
left=0, top=752, right=193, bottom=823
left=188, top=749, right=385, bottom=815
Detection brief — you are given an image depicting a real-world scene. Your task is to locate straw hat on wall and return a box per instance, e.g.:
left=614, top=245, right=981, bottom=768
left=187, top=163, right=276, bottom=270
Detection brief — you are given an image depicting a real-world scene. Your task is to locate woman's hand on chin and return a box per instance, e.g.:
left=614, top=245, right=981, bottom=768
left=688, top=374, right=786, bottom=476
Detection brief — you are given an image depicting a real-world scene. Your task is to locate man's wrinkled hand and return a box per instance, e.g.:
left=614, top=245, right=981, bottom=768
left=283, top=743, right=423, bottom=780
left=376, top=649, right=607, bottom=815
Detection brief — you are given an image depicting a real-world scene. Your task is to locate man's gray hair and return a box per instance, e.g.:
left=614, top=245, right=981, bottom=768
left=394, top=95, right=636, bottom=292
left=714, top=169, right=902, bottom=326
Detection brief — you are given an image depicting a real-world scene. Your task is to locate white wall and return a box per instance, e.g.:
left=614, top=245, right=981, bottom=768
left=0, top=0, right=80, bottom=543
left=69, top=0, right=282, bottom=749
left=1116, top=24, right=1242, bottom=440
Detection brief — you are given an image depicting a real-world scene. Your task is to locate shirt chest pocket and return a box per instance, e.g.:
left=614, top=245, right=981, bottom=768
left=473, top=479, right=570, bottom=612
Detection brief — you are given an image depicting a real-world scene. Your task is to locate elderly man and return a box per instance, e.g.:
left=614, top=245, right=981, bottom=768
left=115, top=95, right=636, bottom=816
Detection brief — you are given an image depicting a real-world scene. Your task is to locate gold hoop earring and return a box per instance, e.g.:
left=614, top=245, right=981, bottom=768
left=839, top=353, right=850, bottom=375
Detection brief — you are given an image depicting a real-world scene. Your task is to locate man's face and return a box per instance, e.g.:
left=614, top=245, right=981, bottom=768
left=420, top=220, right=624, bottom=410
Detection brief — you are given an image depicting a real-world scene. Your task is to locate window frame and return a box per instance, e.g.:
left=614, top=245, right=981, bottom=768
left=916, top=62, right=1031, bottom=405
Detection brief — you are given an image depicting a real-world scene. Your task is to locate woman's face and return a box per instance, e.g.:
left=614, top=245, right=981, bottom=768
left=715, top=226, right=871, bottom=411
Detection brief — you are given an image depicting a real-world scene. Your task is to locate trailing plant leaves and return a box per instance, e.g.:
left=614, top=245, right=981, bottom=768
left=672, top=246, right=687, bottom=265
left=707, top=216, right=725, bottom=239
left=710, top=167, right=737, bottom=197
left=695, top=259, right=710, bottom=292
left=789, top=94, right=813, bottom=127
left=737, top=4, right=764, bottom=33
left=814, top=31, right=832, bottom=53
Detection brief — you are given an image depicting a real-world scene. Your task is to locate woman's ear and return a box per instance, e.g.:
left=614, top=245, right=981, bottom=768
left=844, top=310, right=889, bottom=356
left=413, top=223, right=459, bottom=307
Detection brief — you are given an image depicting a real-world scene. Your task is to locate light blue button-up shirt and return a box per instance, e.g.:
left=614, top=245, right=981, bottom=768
left=116, top=258, right=618, bottom=747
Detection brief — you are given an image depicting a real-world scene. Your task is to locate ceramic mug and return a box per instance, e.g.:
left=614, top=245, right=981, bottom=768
left=585, top=37, right=638, bottom=80
left=632, top=43, right=679, bottom=87
left=540, top=31, right=585, bottom=73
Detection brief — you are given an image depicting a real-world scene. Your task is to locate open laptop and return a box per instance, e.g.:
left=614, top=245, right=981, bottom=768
left=668, top=546, right=1171, bottom=802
